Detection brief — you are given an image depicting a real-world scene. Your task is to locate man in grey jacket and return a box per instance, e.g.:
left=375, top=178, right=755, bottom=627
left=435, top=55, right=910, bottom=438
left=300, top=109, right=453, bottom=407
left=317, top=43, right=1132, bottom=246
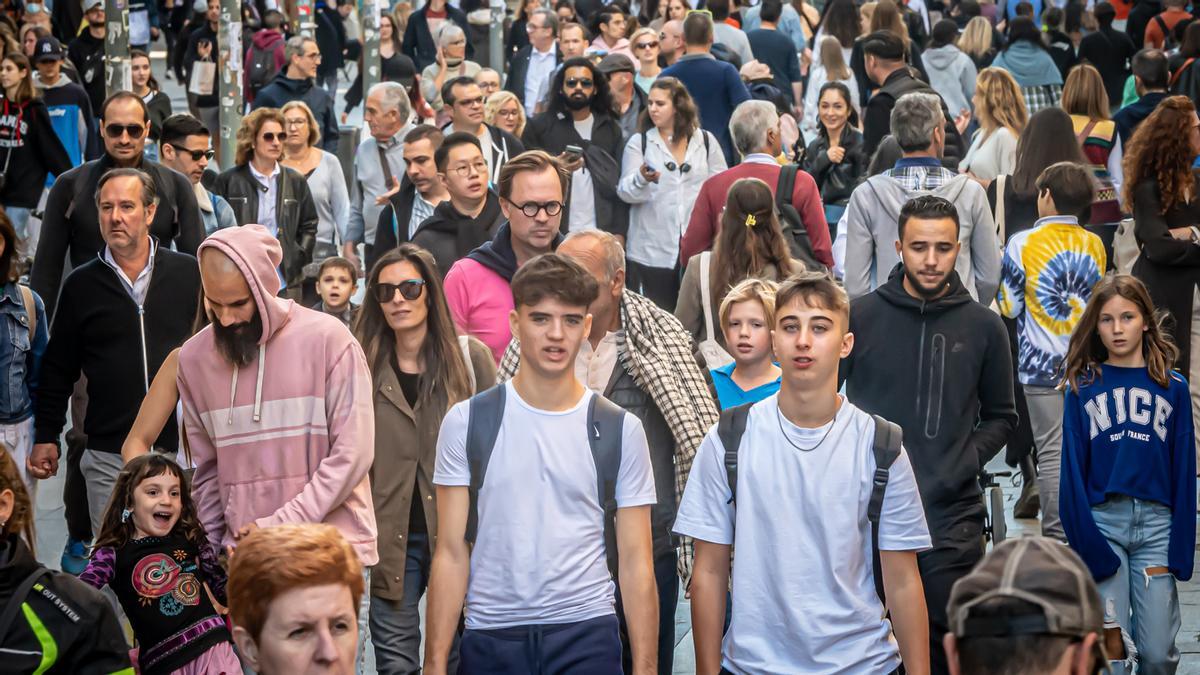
left=839, top=92, right=1000, bottom=303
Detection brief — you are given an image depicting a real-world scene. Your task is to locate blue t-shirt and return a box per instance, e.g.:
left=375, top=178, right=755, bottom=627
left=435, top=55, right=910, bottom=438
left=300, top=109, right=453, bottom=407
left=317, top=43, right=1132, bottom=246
left=711, top=362, right=782, bottom=410
left=1060, top=364, right=1196, bottom=581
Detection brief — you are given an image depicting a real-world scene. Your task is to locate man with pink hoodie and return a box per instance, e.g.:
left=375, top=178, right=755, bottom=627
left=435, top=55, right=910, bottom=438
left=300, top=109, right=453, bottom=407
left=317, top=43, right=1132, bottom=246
left=177, top=224, right=377, bottom=570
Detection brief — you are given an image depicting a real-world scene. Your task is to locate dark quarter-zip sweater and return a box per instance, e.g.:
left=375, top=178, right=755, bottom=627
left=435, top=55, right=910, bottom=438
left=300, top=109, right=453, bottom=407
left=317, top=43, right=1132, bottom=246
left=839, top=264, right=1017, bottom=540
left=34, top=245, right=200, bottom=453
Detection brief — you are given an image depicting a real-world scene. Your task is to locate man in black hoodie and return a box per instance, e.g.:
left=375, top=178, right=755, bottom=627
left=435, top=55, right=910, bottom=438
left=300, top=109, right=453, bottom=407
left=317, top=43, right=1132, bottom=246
left=67, top=0, right=107, bottom=117
left=839, top=195, right=1016, bottom=675
left=253, top=35, right=340, bottom=152
left=413, top=132, right=505, bottom=276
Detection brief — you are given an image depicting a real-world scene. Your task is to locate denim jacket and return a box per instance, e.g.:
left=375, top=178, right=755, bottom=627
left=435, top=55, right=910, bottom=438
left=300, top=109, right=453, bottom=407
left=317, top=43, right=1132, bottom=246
left=0, top=283, right=49, bottom=424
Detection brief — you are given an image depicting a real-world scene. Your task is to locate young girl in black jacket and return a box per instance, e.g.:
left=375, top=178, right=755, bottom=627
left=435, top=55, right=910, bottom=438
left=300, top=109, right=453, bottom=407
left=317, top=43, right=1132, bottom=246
left=801, top=81, right=866, bottom=238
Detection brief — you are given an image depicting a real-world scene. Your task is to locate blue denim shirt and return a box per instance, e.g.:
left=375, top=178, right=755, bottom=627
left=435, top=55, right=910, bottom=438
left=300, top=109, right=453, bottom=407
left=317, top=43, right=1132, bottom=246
left=0, top=282, right=49, bottom=424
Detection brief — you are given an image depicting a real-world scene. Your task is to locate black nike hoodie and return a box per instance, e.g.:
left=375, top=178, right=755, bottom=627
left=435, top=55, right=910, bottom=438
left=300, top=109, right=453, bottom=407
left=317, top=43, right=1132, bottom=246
left=839, top=263, right=1017, bottom=539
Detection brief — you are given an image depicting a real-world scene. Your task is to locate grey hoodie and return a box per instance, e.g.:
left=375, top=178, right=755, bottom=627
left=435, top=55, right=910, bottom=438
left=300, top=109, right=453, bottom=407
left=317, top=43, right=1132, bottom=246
left=843, top=172, right=1001, bottom=303
left=923, top=45, right=978, bottom=120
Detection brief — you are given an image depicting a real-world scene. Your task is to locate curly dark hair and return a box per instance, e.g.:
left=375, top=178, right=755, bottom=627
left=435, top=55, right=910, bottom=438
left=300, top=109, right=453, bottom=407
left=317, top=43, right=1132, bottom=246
left=546, top=57, right=616, bottom=118
left=1122, top=95, right=1198, bottom=215
left=92, top=454, right=210, bottom=551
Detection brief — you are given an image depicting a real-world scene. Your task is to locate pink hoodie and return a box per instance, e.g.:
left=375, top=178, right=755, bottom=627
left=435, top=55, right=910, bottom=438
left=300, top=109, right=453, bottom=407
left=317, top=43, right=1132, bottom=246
left=178, top=225, right=378, bottom=565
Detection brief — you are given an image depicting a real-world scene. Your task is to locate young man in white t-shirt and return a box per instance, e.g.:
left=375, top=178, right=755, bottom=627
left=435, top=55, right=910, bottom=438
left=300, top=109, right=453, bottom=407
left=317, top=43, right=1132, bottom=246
left=424, top=253, right=660, bottom=674
left=675, top=272, right=934, bottom=675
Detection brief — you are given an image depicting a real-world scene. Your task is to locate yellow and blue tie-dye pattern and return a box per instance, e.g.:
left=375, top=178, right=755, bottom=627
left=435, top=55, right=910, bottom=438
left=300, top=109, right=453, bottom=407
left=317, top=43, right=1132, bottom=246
left=998, top=219, right=1107, bottom=387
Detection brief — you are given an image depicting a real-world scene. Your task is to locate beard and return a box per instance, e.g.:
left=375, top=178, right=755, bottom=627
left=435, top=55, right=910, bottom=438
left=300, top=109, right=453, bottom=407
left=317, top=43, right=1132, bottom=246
left=565, top=92, right=593, bottom=110
left=903, top=266, right=951, bottom=299
left=212, top=311, right=264, bottom=368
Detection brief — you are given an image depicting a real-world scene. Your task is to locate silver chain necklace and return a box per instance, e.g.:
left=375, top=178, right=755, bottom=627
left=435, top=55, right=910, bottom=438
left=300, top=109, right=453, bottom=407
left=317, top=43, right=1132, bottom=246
left=776, top=404, right=839, bottom=452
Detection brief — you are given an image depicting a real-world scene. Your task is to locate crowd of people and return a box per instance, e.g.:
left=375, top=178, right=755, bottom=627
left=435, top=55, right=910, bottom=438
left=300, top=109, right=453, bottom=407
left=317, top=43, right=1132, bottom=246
left=0, top=0, right=1198, bottom=673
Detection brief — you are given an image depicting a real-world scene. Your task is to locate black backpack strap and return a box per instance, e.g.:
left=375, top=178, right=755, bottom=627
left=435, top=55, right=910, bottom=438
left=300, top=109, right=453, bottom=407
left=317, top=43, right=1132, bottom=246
left=868, top=414, right=903, bottom=606
left=588, top=394, right=626, bottom=579
left=464, top=384, right=507, bottom=543
left=717, top=402, right=753, bottom=506
left=0, top=565, right=48, bottom=642
left=640, top=130, right=647, bottom=158
left=775, top=163, right=798, bottom=210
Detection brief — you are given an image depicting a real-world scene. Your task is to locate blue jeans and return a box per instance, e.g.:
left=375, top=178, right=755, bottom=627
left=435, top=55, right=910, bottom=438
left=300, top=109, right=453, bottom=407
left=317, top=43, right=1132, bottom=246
left=459, top=614, right=621, bottom=674
left=1092, top=496, right=1180, bottom=675
left=369, top=532, right=459, bottom=674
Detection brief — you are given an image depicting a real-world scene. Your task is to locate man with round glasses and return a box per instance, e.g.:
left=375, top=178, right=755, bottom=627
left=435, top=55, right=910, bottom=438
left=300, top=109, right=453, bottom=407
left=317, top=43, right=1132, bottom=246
left=413, top=132, right=506, bottom=277
left=159, top=113, right=237, bottom=236
left=444, top=150, right=567, bottom=362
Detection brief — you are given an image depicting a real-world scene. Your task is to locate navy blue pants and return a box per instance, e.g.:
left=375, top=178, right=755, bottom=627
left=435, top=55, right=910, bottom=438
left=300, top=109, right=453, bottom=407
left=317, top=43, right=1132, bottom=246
left=458, top=615, right=622, bottom=675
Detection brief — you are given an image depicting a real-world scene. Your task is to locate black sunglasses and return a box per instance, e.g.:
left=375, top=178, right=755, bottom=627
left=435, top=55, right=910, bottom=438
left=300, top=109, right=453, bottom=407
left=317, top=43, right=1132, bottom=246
left=105, top=123, right=145, bottom=139
left=167, top=143, right=215, bottom=161
left=664, top=161, right=691, bottom=173
left=565, top=77, right=594, bottom=89
left=373, top=279, right=425, bottom=302
left=260, top=132, right=284, bottom=143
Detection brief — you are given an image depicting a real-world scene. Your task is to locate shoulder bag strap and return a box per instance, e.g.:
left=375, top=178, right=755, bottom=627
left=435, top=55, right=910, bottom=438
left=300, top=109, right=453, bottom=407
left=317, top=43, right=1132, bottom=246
left=868, top=414, right=903, bottom=606
left=699, top=252, right=716, bottom=344
left=588, top=394, right=626, bottom=579
left=18, top=284, right=35, bottom=342
left=994, top=174, right=1007, bottom=244
left=0, top=566, right=48, bottom=641
left=1171, top=58, right=1196, bottom=89
left=717, top=402, right=753, bottom=506
left=1075, top=119, right=1099, bottom=145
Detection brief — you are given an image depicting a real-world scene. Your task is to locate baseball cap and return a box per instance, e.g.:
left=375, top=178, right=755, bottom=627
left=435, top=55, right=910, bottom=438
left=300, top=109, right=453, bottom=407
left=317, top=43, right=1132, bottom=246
left=597, top=53, right=635, bottom=75
left=82, top=0, right=103, bottom=11
left=34, top=36, right=64, bottom=63
left=948, top=537, right=1105, bottom=642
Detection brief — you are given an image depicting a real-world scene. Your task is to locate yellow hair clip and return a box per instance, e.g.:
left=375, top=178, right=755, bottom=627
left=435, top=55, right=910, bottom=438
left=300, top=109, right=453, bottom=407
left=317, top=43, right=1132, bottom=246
left=745, top=214, right=757, bottom=228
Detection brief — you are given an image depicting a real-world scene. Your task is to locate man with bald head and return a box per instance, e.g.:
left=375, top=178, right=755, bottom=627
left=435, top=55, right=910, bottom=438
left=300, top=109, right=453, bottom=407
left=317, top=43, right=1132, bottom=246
left=28, top=169, right=200, bottom=539
left=495, top=230, right=719, bottom=674
left=178, top=224, right=377, bottom=569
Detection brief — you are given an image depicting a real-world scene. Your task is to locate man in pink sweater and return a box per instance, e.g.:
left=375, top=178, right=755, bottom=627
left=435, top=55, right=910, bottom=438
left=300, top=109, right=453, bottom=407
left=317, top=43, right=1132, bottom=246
left=178, top=224, right=378, bottom=568
left=443, top=150, right=566, bottom=362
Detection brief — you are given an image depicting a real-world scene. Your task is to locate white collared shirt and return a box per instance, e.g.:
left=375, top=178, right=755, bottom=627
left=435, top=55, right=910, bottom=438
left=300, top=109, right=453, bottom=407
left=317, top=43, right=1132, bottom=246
left=103, top=237, right=157, bottom=306
left=741, top=153, right=779, bottom=165
left=575, top=330, right=622, bottom=393
left=249, top=161, right=282, bottom=238
left=525, top=45, right=558, bottom=114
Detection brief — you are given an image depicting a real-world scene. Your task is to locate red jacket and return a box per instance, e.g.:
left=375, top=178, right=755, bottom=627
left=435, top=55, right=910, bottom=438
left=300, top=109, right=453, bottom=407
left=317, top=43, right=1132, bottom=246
left=680, top=160, right=833, bottom=268
left=243, top=29, right=288, bottom=104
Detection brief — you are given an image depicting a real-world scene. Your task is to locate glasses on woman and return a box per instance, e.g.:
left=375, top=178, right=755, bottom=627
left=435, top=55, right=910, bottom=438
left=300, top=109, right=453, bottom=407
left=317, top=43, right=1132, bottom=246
left=260, top=132, right=284, bottom=143
left=497, top=107, right=521, bottom=118
left=373, top=279, right=425, bottom=302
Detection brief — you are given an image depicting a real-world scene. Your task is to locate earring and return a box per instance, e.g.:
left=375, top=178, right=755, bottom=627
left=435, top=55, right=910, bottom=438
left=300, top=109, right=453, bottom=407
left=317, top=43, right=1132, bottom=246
left=121, top=509, right=131, bottom=523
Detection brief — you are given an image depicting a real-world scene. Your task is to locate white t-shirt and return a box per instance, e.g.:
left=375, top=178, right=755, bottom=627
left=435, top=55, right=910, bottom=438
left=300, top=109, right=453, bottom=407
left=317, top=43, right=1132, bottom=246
left=569, top=115, right=597, bottom=232
left=434, top=381, right=657, bottom=629
left=673, top=396, right=931, bottom=675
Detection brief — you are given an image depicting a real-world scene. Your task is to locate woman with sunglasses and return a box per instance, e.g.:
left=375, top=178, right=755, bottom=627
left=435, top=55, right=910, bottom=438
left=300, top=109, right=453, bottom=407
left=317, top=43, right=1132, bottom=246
left=281, top=100, right=351, bottom=264
left=0, top=52, right=70, bottom=260
left=617, top=77, right=725, bottom=311
left=212, top=107, right=318, bottom=299
left=351, top=244, right=495, bottom=672
left=130, top=49, right=172, bottom=162
left=630, top=27, right=662, bottom=93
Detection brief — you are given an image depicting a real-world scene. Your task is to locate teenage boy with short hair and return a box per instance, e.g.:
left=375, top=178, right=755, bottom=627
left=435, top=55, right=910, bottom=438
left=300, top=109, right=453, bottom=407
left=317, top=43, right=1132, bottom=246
left=676, top=272, right=933, bottom=675
left=425, top=253, right=660, bottom=675
left=312, top=256, right=359, bottom=326
left=998, top=161, right=1107, bottom=541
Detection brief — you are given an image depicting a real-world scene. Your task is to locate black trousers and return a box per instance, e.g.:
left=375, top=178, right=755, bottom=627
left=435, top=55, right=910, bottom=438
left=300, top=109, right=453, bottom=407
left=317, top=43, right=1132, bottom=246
left=918, top=518, right=986, bottom=675
left=63, top=376, right=91, bottom=542
left=626, top=261, right=680, bottom=313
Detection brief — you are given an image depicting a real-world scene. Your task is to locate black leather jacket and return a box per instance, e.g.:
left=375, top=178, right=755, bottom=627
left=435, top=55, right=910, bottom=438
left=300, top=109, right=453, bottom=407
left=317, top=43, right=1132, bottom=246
left=801, top=126, right=869, bottom=208
left=213, top=163, right=318, bottom=290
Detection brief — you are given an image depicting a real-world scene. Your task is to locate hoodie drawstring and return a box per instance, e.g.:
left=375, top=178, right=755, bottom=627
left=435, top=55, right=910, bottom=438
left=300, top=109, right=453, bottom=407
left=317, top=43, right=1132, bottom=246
left=227, top=344, right=267, bottom=424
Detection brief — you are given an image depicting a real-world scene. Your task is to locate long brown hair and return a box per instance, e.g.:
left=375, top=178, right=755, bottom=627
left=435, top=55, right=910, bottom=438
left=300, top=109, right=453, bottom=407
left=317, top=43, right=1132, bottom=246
left=0, top=207, right=16, bottom=283
left=638, top=77, right=699, bottom=144
left=2, top=52, right=36, bottom=105
left=92, top=454, right=209, bottom=550
left=0, top=446, right=35, bottom=553
left=1061, top=275, right=1179, bottom=393
left=352, top=244, right=473, bottom=407
left=1122, top=95, right=1198, bottom=214
left=869, top=0, right=910, bottom=47
left=711, top=178, right=796, bottom=315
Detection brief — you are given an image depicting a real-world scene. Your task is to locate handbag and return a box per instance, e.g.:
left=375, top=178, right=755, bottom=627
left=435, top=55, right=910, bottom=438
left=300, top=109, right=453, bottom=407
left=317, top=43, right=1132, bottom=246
left=1113, top=218, right=1141, bottom=275
left=697, top=252, right=734, bottom=370
left=188, top=60, right=216, bottom=96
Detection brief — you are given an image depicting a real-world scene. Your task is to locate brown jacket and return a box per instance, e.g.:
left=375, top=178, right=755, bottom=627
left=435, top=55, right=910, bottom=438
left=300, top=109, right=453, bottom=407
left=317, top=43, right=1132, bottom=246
left=368, top=336, right=497, bottom=601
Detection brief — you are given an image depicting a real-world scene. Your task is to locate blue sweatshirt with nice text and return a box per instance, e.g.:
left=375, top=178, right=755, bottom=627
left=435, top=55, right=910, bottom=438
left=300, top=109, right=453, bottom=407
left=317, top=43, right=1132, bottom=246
left=1060, top=364, right=1196, bottom=581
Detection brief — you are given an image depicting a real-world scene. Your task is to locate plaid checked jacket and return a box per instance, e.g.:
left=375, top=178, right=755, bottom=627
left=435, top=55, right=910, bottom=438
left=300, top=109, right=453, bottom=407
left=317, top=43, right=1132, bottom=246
left=497, top=289, right=720, bottom=580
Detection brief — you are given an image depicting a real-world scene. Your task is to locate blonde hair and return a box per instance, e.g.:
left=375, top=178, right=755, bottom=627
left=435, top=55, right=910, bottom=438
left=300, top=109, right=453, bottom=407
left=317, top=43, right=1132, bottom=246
left=957, top=16, right=994, bottom=61
left=280, top=100, right=321, bottom=148
left=484, top=90, right=527, bottom=137
left=975, top=67, right=1027, bottom=135
left=719, top=277, right=779, bottom=330
left=1062, top=63, right=1110, bottom=121
left=235, top=107, right=286, bottom=167
left=817, top=35, right=851, bottom=81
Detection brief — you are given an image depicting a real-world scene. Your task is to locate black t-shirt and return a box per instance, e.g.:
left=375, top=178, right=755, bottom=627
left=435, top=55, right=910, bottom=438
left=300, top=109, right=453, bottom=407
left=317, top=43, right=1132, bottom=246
left=392, top=356, right=427, bottom=534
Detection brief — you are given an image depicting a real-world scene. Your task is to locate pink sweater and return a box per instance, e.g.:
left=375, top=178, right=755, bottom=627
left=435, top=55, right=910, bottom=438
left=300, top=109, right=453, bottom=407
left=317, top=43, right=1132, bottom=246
left=444, top=257, right=514, bottom=364
left=178, top=225, right=379, bottom=565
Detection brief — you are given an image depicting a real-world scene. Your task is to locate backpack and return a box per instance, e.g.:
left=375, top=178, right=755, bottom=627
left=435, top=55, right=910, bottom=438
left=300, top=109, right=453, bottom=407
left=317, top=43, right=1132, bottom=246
left=463, top=385, right=625, bottom=577
left=247, top=43, right=280, bottom=98
left=776, top=165, right=825, bottom=271
left=717, top=403, right=903, bottom=604
left=1155, top=14, right=1196, bottom=51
